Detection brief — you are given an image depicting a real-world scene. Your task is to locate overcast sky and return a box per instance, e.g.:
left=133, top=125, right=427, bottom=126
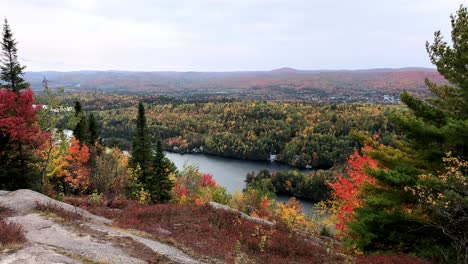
left=0, top=0, right=465, bottom=71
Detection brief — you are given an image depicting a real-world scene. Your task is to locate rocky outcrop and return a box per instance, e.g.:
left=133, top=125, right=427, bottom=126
left=0, top=189, right=203, bottom=264
left=207, top=201, right=273, bottom=226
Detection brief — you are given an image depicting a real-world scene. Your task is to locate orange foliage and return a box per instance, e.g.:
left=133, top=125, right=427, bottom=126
left=328, top=146, right=378, bottom=234
left=58, top=138, right=90, bottom=192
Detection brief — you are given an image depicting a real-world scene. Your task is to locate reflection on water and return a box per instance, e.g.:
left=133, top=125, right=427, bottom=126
left=166, top=152, right=316, bottom=215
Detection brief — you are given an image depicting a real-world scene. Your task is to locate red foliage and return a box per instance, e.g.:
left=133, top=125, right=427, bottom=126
left=59, top=138, right=90, bottom=191
left=35, top=202, right=87, bottom=222
left=202, top=173, right=217, bottom=187
left=0, top=88, right=48, bottom=154
left=113, top=203, right=342, bottom=263
left=356, top=254, right=429, bottom=264
left=0, top=207, right=26, bottom=247
left=329, top=146, right=378, bottom=234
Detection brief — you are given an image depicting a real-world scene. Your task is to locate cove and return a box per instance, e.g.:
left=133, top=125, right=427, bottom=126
left=165, top=152, right=316, bottom=215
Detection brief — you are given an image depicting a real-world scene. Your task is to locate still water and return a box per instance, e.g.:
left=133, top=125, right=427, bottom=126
left=165, top=152, right=316, bottom=214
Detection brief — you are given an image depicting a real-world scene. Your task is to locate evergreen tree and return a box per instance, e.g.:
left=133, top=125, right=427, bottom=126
left=88, top=112, right=99, bottom=145
left=72, top=100, right=88, bottom=144
left=130, top=101, right=152, bottom=175
left=347, top=6, right=468, bottom=262
left=0, top=19, right=28, bottom=93
left=145, top=140, right=174, bottom=203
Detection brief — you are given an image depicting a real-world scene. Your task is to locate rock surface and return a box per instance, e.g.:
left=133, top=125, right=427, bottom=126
left=0, top=189, right=204, bottom=264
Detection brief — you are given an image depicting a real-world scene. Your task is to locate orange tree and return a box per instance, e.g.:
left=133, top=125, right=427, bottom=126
left=58, top=138, right=90, bottom=193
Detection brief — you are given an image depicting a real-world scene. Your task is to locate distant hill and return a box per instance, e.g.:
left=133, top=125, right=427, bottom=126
left=24, top=68, right=445, bottom=102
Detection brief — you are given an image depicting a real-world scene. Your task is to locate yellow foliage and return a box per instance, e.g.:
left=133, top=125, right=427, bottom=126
left=274, top=198, right=312, bottom=231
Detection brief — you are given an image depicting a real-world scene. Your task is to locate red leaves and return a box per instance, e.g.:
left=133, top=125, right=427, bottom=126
left=202, top=173, right=217, bottom=187
left=0, top=88, right=48, bottom=150
left=58, top=138, right=90, bottom=192
left=329, top=146, right=378, bottom=234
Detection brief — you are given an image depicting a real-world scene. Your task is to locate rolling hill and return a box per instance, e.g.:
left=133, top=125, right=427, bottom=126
left=25, top=67, right=445, bottom=102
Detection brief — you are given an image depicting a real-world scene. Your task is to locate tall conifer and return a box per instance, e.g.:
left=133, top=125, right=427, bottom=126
left=0, top=19, right=28, bottom=93
left=130, top=101, right=151, bottom=174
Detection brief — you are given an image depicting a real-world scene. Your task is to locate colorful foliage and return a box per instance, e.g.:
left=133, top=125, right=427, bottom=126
left=328, top=146, right=378, bottom=234
left=172, top=164, right=231, bottom=205
left=274, top=197, right=311, bottom=231
left=0, top=88, right=49, bottom=188
left=58, top=137, right=90, bottom=192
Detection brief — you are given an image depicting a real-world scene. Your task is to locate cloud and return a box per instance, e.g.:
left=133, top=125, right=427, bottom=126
left=0, top=0, right=466, bottom=71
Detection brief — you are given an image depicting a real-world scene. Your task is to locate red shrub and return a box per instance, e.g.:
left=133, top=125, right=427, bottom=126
left=114, top=203, right=340, bottom=263
left=0, top=207, right=26, bottom=247
left=356, top=254, right=429, bottom=264
left=35, top=202, right=87, bottom=222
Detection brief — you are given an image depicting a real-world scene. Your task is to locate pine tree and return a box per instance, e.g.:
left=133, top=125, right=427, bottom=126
left=72, top=100, right=88, bottom=144
left=87, top=112, right=99, bottom=146
left=346, top=6, right=468, bottom=262
left=0, top=19, right=28, bottom=93
left=130, top=101, right=151, bottom=176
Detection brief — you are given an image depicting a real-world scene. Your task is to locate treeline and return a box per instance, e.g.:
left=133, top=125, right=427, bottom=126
left=97, top=101, right=400, bottom=168
left=246, top=169, right=333, bottom=202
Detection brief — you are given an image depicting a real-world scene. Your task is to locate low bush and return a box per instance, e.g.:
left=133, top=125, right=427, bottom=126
left=114, top=203, right=342, bottom=263
left=355, top=254, right=429, bottom=264
left=35, top=202, right=87, bottom=222
left=0, top=207, right=26, bottom=248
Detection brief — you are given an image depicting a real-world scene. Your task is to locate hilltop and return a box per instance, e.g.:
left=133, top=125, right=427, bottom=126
left=0, top=189, right=426, bottom=264
left=25, top=67, right=445, bottom=102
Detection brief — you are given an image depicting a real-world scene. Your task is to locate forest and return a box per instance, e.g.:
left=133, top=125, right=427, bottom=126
left=1, top=5, right=468, bottom=264
left=83, top=98, right=399, bottom=169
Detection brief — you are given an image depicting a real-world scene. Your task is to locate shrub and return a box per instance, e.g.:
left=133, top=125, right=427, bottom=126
left=173, top=164, right=231, bottom=205
left=35, top=202, right=86, bottom=222
left=0, top=219, right=26, bottom=248
left=0, top=207, right=26, bottom=248
left=113, top=203, right=339, bottom=263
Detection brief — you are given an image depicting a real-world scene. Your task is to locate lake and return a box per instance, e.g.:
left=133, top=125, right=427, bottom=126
left=165, top=152, right=316, bottom=214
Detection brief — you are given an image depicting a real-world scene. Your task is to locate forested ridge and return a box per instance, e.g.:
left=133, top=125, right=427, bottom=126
left=91, top=99, right=400, bottom=169
left=1, top=5, right=467, bottom=264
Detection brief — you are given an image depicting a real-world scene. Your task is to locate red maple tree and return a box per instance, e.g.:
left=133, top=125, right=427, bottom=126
left=0, top=88, right=48, bottom=149
left=329, top=146, right=378, bottom=234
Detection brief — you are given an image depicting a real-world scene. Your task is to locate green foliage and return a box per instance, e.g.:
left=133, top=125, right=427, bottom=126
left=87, top=112, right=99, bottom=145
left=145, top=140, right=175, bottom=203
left=89, top=146, right=126, bottom=199
left=0, top=19, right=28, bottom=92
left=129, top=101, right=152, bottom=174
left=346, top=6, right=468, bottom=262
left=72, top=100, right=88, bottom=144
left=246, top=169, right=332, bottom=202
left=97, top=100, right=397, bottom=169
left=88, top=190, right=103, bottom=205
left=124, top=165, right=145, bottom=200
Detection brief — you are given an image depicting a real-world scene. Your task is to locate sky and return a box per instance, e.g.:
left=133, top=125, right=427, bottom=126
left=0, top=0, right=465, bottom=71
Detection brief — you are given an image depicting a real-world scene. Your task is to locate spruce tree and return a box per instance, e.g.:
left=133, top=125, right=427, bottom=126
left=130, top=101, right=151, bottom=175
left=0, top=19, right=28, bottom=92
left=146, top=139, right=174, bottom=203
left=72, top=100, right=88, bottom=144
left=87, top=112, right=99, bottom=145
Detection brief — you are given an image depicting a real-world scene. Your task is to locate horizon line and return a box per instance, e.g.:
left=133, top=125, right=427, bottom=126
left=24, top=66, right=437, bottom=73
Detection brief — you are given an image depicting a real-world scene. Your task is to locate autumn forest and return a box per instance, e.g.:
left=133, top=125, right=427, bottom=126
left=1, top=5, right=468, bottom=264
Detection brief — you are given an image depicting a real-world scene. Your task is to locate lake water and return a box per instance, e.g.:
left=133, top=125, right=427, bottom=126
left=165, top=152, right=316, bottom=214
